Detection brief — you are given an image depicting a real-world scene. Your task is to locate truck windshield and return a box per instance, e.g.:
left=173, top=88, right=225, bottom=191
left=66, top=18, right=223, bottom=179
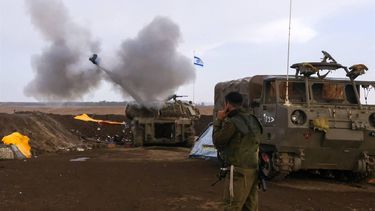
left=277, top=81, right=306, bottom=103
left=266, top=80, right=374, bottom=105
left=311, top=82, right=358, bottom=105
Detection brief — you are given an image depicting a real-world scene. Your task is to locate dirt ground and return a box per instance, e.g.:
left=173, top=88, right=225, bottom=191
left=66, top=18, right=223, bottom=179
left=0, top=147, right=374, bottom=211
left=1, top=104, right=375, bottom=210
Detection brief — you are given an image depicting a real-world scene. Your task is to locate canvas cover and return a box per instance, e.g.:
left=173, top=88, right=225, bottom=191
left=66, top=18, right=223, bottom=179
left=213, top=76, right=264, bottom=119
left=189, top=124, right=217, bottom=159
left=2, top=132, right=31, bottom=158
left=323, top=83, right=345, bottom=101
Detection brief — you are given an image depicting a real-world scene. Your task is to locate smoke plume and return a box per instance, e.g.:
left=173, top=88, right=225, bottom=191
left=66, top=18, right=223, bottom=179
left=24, top=0, right=101, bottom=101
left=110, top=16, right=196, bottom=104
left=25, top=0, right=195, bottom=104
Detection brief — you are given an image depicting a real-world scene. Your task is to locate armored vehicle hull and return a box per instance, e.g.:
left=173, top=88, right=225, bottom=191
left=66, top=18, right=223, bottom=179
left=215, top=75, right=375, bottom=179
left=125, top=100, right=200, bottom=147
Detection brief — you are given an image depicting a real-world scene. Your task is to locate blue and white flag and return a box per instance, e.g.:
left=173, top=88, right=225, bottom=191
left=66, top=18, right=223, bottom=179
left=194, top=56, right=204, bottom=67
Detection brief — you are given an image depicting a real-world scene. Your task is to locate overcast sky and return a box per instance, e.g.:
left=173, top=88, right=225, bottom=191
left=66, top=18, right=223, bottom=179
left=0, top=0, right=374, bottom=104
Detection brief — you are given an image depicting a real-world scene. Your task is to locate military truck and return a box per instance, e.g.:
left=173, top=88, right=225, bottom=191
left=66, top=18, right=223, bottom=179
left=125, top=95, right=200, bottom=147
left=214, top=51, right=375, bottom=179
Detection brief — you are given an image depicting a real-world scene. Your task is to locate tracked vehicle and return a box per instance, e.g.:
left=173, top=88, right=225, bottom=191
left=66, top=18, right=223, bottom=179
left=214, top=51, right=375, bottom=178
left=125, top=95, right=200, bottom=147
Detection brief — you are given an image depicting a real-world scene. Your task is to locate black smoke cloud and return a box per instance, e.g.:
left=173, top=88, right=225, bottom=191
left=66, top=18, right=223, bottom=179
left=24, top=0, right=101, bottom=101
left=110, top=16, right=196, bottom=104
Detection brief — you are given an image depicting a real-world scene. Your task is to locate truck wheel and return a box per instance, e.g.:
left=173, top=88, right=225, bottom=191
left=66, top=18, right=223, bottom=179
left=267, top=152, right=290, bottom=181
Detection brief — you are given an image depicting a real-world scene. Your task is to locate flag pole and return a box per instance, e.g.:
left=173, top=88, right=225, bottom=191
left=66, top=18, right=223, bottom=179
left=193, top=50, right=196, bottom=103
left=193, top=80, right=196, bottom=103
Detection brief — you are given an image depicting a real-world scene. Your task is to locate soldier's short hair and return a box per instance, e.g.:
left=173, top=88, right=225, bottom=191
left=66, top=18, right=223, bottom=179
left=225, top=92, right=243, bottom=106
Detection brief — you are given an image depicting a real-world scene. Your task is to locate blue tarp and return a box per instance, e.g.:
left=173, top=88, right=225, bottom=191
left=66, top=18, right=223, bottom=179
left=189, top=123, right=217, bottom=159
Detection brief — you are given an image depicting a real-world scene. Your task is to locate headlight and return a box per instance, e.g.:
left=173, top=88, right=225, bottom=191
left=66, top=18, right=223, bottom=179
left=291, top=110, right=307, bottom=125
left=370, top=113, right=375, bottom=127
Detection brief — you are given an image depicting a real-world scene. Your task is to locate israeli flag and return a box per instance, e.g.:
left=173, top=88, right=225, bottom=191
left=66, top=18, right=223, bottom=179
left=194, top=56, right=204, bottom=67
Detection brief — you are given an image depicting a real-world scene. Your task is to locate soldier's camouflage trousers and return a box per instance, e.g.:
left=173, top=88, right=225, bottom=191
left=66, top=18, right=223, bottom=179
left=223, top=167, right=258, bottom=211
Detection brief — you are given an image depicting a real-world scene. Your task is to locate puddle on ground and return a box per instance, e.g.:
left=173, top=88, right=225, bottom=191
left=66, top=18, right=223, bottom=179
left=70, top=157, right=90, bottom=162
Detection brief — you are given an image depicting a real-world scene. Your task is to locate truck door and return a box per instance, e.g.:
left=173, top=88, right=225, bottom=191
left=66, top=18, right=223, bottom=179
left=258, top=80, right=277, bottom=127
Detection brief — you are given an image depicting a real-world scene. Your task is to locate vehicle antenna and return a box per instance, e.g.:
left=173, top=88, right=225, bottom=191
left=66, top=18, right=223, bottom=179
left=284, top=0, right=293, bottom=106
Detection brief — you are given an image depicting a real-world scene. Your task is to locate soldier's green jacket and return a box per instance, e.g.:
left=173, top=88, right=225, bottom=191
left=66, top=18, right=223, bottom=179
left=213, top=108, right=263, bottom=169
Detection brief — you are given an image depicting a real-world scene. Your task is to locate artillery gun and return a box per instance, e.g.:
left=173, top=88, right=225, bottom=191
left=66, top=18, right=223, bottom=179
left=89, top=54, right=200, bottom=147
left=214, top=51, right=375, bottom=180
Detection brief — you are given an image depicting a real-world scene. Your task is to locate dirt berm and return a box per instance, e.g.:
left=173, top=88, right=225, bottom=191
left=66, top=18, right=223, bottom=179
left=0, top=112, right=212, bottom=154
left=0, top=112, right=127, bottom=154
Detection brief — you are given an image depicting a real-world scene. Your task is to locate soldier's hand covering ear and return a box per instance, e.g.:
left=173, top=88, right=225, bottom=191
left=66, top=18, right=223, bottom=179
left=218, top=103, right=229, bottom=120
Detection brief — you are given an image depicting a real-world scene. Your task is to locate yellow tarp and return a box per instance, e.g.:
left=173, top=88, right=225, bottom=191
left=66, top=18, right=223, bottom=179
left=2, top=132, right=32, bottom=158
left=313, top=117, right=329, bottom=133
left=74, top=114, right=124, bottom=125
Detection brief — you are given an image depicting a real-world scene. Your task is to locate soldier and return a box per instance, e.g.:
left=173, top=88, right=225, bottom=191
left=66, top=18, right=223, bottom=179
left=213, top=91, right=263, bottom=211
